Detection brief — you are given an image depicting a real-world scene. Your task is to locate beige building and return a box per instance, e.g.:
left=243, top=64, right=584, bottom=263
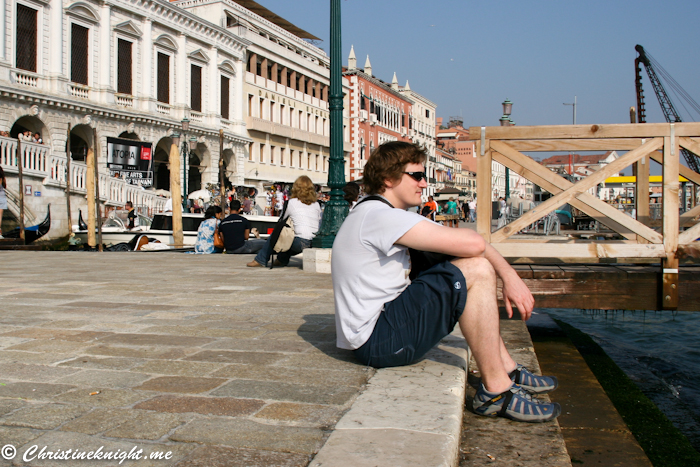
left=178, top=0, right=351, bottom=204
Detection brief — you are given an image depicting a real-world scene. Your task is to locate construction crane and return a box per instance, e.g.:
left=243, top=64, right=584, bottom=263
left=635, top=44, right=700, bottom=173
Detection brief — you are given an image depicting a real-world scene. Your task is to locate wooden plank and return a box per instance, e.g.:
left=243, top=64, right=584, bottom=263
left=492, top=242, right=666, bottom=259
left=681, top=204, right=700, bottom=228
left=635, top=154, right=650, bottom=229
left=468, top=122, right=700, bottom=141
left=476, top=137, right=491, bottom=241
left=506, top=138, right=646, bottom=152
left=679, top=222, right=700, bottom=244
left=662, top=132, right=680, bottom=309
left=469, top=122, right=700, bottom=140
left=503, top=264, right=700, bottom=311
left=679, top=137, right=700, bottom=177
left=490, top=138, right=664, bottom=243
left=490, top=144, right=648, bottom=240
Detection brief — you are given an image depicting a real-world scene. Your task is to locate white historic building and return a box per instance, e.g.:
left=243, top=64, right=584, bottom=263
left=176, top=0, right=351, bottom=202
left=0, top=0, right=351, bottom=240
left=0, top=0, right=252, bottom=239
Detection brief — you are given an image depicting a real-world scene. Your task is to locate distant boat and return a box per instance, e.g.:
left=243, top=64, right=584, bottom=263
left=3, top=204, right=51, bottom=244
left=73, top=210, right=278, bottom=248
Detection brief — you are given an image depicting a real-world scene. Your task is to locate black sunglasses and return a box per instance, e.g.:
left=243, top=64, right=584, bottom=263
left=404, top=171, right=427, bottom=182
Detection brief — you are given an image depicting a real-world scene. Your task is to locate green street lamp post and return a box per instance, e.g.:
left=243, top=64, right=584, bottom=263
left=312, top=0, right=348, bottom=248
left=500, top=99, right=513, bottom=199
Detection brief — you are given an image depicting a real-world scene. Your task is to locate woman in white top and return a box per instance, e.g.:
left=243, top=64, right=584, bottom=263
left=248, top=175, right=321, bottom=267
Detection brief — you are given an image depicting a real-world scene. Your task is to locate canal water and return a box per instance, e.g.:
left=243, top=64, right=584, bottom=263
left=538, top=308, right=700, bottom=452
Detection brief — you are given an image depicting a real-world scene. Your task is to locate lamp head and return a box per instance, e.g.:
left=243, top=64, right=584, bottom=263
left=171, top=131, right=180, bottom=147
left=181, top=118, right=190, bottom=132
left=502, top=99, right=513, bottom=116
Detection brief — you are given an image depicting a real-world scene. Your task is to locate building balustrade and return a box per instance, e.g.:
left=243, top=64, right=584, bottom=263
left=69, top=83, right=90, bottom=99
left=12, top=69, right=39, bottom=88
left=115, top=94, right=134, bottom=108
left=156, top=103, right=171, bottom=115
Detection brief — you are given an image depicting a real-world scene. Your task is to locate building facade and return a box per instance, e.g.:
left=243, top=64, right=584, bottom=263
left=397, top=78, right=437, bottom=197
left=343, top=48, right=413, bottom=182
left=178, top=0, right=351, bottom=202
left=1, top=0, right=253, bottom=238
left=0, top=0, right=353, bottom=238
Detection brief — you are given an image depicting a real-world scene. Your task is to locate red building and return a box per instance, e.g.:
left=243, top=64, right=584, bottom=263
left=344, top=47, right=413, bottom=181
left=436, top=118, right=476, bottom=172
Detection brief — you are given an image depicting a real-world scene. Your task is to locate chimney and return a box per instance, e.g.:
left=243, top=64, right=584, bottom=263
left=364, top=55, right=372, bottom=76
left=348, top=45, right=356, bottom=70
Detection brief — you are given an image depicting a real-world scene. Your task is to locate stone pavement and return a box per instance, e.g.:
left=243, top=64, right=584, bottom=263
left=0, top=251, right=481, bottom=467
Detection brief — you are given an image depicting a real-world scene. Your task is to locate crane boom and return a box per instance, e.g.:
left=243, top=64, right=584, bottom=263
left=635, top=44, right=700, bottom=173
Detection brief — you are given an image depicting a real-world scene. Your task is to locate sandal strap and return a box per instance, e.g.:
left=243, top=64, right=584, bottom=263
left=498, top=389, right=515, bottom=416
left=477, top=388, right=515, bottom=415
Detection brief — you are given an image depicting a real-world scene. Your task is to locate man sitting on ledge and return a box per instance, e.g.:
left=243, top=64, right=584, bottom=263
left=332, top=141, right=560, bottom=423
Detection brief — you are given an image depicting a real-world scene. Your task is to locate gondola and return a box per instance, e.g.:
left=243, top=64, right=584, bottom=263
left=4, top=204, right=51, bottom=244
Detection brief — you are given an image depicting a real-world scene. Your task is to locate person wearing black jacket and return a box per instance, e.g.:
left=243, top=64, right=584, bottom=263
left=219, top=200, right=265, bottom=254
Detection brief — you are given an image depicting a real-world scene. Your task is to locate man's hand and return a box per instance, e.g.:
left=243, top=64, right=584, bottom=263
left=501, top=272, right=535, bottom=320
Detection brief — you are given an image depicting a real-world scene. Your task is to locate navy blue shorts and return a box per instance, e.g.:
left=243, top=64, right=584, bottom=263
left=354, top=261, right=467, bottom=368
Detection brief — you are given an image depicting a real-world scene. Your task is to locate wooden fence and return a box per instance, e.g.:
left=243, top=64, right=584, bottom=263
left=470, top=122, right=700, bottom=309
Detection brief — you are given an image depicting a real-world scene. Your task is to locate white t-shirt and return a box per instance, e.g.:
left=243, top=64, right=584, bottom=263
left=283, top=198, right=321, bottom=240
left=332, top=199, right=427, bottom=349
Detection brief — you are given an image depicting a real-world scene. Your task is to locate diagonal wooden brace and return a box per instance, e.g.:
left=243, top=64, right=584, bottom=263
left=490, top=139, right=664, bottom=243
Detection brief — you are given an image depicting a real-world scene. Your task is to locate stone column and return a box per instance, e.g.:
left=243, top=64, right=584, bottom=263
left=260, top=57, right=268, bottom=80
left=0, top=0, right=7, bottom=61
left=141, top=19, right=153, bottom=110
left=235, top=56, right=244, bottom=130
left=177, top=33, right=187, bottom=110
left=99, top=2, right=112, bottom=99
left=48, top=0, right=63, bottom=82
left=208, top=47, right=218, bottom=117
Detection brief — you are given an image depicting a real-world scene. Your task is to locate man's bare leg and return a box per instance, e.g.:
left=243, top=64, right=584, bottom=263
left=451, top=257, right=512, bottom=394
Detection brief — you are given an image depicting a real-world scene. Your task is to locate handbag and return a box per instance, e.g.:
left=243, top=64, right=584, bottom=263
left=268, top=200, right=296, bottom=254
left=273, top=216, right=295, bottom=253
left=213, top=227, right=224, bottom=249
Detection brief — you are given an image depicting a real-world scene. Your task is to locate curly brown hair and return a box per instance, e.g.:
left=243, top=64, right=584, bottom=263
left=363, top=142, right=427, bottom=195
left=291, top=175, right=317, bottom=205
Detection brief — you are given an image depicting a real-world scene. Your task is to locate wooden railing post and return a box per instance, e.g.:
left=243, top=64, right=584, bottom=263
left=476, top=127, right=491, bottom=241
left=661, top=126, right=679, bottom=309
left=86, top=144, right=96, bottom=248
left=634, top=151, right=650, bottom=229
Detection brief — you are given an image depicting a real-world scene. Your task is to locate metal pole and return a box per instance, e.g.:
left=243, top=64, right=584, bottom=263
left=16, top=138, right=25, bottom=244
left=564, top=96, right=577, bottom=125
left=311, top=0, right=348, bottom=248
left=66, top=124, right=72, bottom=236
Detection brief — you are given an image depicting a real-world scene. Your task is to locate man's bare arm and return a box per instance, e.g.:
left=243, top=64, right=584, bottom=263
left=396, top=220, right=485, bottom=258
left=397, top=220, right=534, bottom=320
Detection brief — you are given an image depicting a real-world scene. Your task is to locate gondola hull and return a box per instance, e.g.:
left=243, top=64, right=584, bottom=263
left=3, top=204, right=51, bottom=244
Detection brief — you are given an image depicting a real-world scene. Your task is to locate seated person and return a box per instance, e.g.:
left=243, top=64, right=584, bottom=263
left=194, top=205, right=223, bottom=254
left=332, top=141, right=560, bottom=423
left=219, top=200, right=266, bottom=254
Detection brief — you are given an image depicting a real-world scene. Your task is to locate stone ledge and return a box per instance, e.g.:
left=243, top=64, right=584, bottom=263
left=303, top=248, right=332, bottom=274
left=309, top=333, right=468, bottom=467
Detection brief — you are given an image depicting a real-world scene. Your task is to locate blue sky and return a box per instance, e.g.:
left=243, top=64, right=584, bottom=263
left=258, top=0, right=700, bottom=129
